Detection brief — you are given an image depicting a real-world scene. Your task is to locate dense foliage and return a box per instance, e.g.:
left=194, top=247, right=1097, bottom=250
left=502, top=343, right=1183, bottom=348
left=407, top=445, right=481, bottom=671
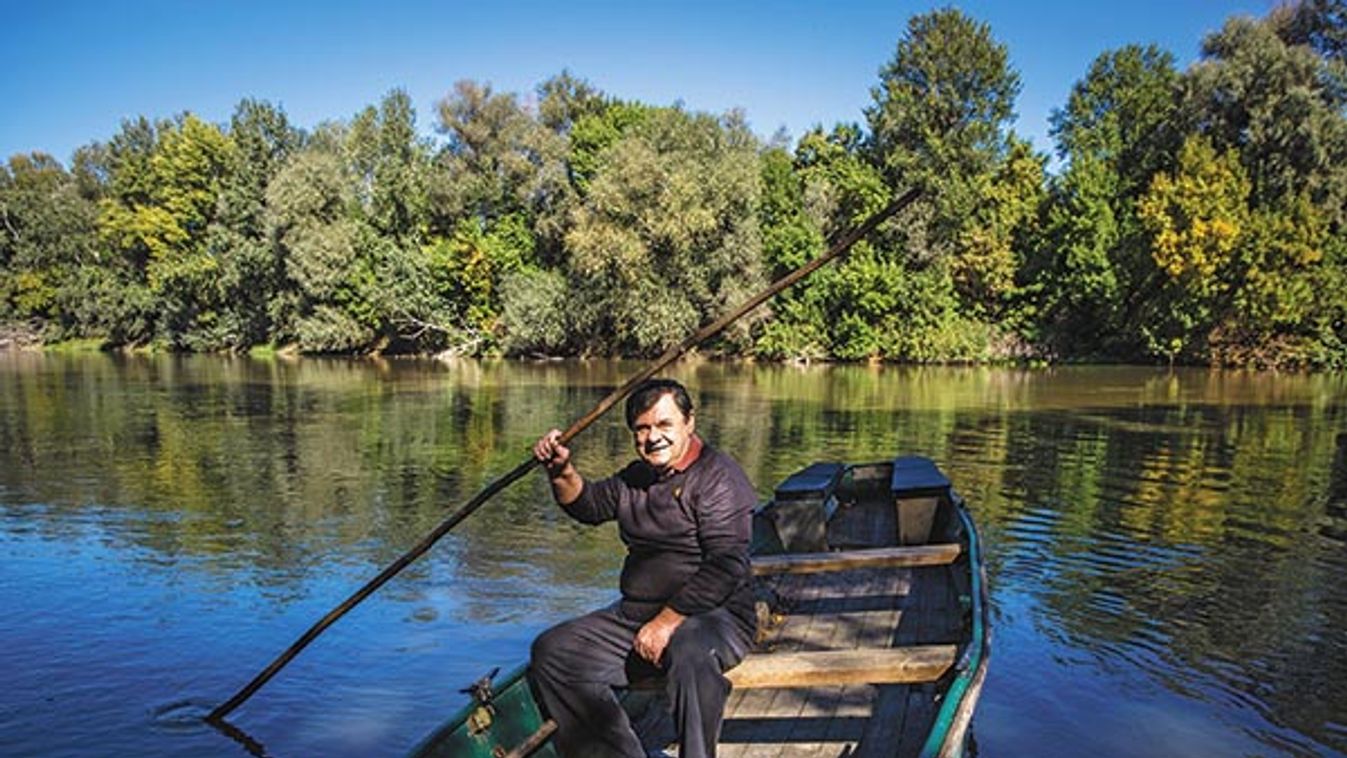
left=3, top=4, right=1345, bottom=368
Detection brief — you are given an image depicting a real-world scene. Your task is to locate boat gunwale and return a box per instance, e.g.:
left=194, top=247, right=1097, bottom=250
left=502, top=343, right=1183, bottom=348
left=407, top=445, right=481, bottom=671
left=919, top=492, right=990, bottom=758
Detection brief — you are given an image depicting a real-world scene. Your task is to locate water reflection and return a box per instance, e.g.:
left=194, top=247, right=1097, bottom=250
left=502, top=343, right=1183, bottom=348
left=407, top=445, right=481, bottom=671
left=0, top=353, right=1344, bottom=757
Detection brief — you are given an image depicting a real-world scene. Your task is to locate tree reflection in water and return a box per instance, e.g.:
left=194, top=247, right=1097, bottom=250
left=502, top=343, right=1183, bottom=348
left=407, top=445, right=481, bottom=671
left=0, top=353, right=1343, bottom=757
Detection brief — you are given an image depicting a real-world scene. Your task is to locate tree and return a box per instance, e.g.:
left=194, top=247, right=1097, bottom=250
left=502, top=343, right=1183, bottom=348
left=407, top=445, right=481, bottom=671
left=867, top=8, right=1020, bottom=189
left=1186, top=13, right=1347, bottom=220
left=1135, top=135, right=1250, bottom=362
left=212, top=99, right=304, bottom=346
left=1030, top=45, right=1181, bottom=357
left=0, top=153, right=98, bottom=332
left=1050, top=45, right=1181, bottom=197
left=756, top=124, right=895, bottom=361
left=561, top=107, right=764, bottom=356
left=1022, top=155, right=1122, bottom=356
left=92, top=114, right=237, bottom=347
left=536, top=70, right=608, bottom=134
left=863, top=8, right=1040, bottom=349
left=434, top=80, right=571, bottom=239
left=265, top=145, right=372, bottom=352
left=952, top=137, right=1045, bottom=319
left=348, top=89, right=431, bottom=242
left=145, top=114, right=238, bottom=348
left=1174, top=5, right=1347, bottom=365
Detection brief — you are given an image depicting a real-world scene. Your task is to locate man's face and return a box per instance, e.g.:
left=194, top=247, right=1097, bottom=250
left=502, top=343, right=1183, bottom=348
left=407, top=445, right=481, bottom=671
left=630, top=393, right=695, bottom=472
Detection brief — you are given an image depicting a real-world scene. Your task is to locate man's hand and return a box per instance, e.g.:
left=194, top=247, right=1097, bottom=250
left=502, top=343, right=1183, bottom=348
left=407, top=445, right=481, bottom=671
left=634, top=607, right=686, bottom=665
left=533, top=429, right=572, bottom=475
left=534, top=429, right=583, bottom=505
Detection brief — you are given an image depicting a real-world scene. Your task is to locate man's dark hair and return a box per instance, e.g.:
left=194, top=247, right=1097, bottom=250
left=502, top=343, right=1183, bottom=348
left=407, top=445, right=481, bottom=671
left=625, top=378, right=693, bottom=428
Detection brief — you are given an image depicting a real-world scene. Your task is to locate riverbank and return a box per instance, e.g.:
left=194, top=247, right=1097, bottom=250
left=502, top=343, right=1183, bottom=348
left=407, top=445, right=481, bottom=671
left=15, top=329, right=1339, bottom=373
left=0, top=321, right=42, bottom=350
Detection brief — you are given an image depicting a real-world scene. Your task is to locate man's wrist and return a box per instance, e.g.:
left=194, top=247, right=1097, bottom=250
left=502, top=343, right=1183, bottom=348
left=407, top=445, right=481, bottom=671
left=656, top=606, right=686, bottom=625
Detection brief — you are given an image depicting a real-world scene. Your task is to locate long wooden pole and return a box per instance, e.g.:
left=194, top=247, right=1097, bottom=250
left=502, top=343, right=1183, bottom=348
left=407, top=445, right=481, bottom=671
left=206, top=186, right=920, bottom=724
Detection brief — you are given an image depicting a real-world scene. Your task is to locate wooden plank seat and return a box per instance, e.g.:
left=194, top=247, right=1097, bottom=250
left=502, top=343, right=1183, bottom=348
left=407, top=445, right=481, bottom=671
left=631, top=644, right=958, bottom=690
left=750, top=544, right=961, bottom=576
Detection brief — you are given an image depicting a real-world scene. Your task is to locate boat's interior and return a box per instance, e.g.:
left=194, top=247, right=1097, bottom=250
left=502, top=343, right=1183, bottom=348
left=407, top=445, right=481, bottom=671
left=626, top=456, right=976, bottom=758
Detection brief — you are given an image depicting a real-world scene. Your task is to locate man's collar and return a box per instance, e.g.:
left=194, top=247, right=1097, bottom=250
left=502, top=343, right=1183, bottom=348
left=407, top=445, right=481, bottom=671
left=669, top=433, right=704, bottom=474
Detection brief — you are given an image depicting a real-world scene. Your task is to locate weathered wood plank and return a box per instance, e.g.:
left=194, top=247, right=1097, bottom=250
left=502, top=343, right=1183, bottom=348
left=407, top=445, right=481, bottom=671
left=779, top=571, right=856, bottom=758
left=752, top=544, right=961, bottom=576
left=716, top=483, right=968, bottom=757
left=893, top=563, right=946, bottom=758
left=895, top=496, right=938, bottom=545
left=726, top=646, right=956, bottom=689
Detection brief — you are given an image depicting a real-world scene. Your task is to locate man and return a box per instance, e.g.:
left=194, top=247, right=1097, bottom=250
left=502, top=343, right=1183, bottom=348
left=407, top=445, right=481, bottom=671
left=530, top=378, right=758, bottom=758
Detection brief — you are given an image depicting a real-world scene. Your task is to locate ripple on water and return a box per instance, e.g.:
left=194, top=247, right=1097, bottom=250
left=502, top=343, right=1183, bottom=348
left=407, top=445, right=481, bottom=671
left=149, top=699, right=215, bottom=733
left=5, top=358, right=1345, bottom=758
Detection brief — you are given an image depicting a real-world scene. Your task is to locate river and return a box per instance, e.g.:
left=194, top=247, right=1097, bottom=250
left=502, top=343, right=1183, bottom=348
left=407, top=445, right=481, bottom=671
left=1, top=352, right=1344, bottom=757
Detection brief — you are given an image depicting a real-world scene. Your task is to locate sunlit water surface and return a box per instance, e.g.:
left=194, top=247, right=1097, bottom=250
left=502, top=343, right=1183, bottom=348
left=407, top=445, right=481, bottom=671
left=1, top=353, right=1344, bottom=757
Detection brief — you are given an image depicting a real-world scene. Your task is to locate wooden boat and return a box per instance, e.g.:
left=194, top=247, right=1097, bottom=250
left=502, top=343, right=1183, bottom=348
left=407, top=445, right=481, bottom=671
left=409, top=454, right=989, bottom=758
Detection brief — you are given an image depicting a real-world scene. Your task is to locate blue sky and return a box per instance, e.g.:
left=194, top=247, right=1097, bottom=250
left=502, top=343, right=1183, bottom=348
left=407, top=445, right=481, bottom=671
left=3, top=1, right=1272, bottom=166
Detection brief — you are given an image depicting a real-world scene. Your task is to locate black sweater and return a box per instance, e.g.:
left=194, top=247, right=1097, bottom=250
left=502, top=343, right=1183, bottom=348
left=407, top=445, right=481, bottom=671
left=563, top=442, right=757, bottom=619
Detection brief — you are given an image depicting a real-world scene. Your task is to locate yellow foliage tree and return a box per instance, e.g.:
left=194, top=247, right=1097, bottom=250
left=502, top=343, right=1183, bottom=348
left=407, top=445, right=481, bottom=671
left=1134, top=135, right=1251, bottom=361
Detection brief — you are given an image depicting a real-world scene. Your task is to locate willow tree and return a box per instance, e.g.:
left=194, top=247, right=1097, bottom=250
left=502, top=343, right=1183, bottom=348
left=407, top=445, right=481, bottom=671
left=561, top=107, right=764, bottom=356
left=1180, top=5, right=1347, bottom=365
left=265, top=139, right=373, bottom=352
left=430, top=81, right=573, bottom=352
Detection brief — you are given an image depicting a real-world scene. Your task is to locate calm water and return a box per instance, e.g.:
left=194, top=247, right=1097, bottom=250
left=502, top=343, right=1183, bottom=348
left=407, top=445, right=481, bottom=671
left=1, top=353, right=1344, bottom=758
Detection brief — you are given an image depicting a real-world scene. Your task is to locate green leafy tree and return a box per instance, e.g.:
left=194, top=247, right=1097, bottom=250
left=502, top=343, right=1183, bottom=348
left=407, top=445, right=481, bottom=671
left=566, top=100, right=652, bottom=194
left=86, top=118, right=161, bottom=343
left=1175, top=5, right=1347, bottom=366
left=751, top=145, right=827, bottom=361
left=0, top=153, right=98, bottom=332
left=434, top=80, right=571, bottom=252
left=859, top=9, right=1039, bottom=354
left=93, top=114, right=237, bottom=347
left=1277, top=0, right=1347, bottom=62
left=1187, top=12, right=1347, bottom=219
left=412, top=213, right=537, bottom=354
left=867, top=8, right=1020, bottom=189
left=1216, top=194, right=1328, bottom=364
left=1050, top=45, right=1182, bottom=197
left=562, top=107, right=764, bottom=356
left=348, top=89, right=431, bottom=242
left=265, top=145, right=373, bottom=351
left=347, top=89, right=475, bottom=353
left=212, top=99, right=304, bottom=347
left=1031, top=45, right=1181, bottom=356
left=865, top=9, right=1040, bottom=324
left=1023, top=155, right=1122, bottom=356
left=952, top=138, right=1045, bottom=319
left=756, top=124, right=890, bottom=361
left=536, top=70, right=608, bottom=134
left=498, top=267, right=570, bottom=356
left=145, top=114, right=237, bottom=348
left=758, top=122, right=991, bottom=363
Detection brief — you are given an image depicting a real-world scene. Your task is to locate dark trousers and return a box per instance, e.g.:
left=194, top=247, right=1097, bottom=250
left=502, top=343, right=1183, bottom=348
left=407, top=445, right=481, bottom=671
left=530, top=602, right=755, bottom=758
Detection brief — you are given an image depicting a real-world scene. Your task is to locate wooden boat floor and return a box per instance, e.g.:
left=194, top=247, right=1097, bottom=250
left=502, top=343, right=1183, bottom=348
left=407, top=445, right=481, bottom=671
left=637, top=499, right=962, bottom=758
